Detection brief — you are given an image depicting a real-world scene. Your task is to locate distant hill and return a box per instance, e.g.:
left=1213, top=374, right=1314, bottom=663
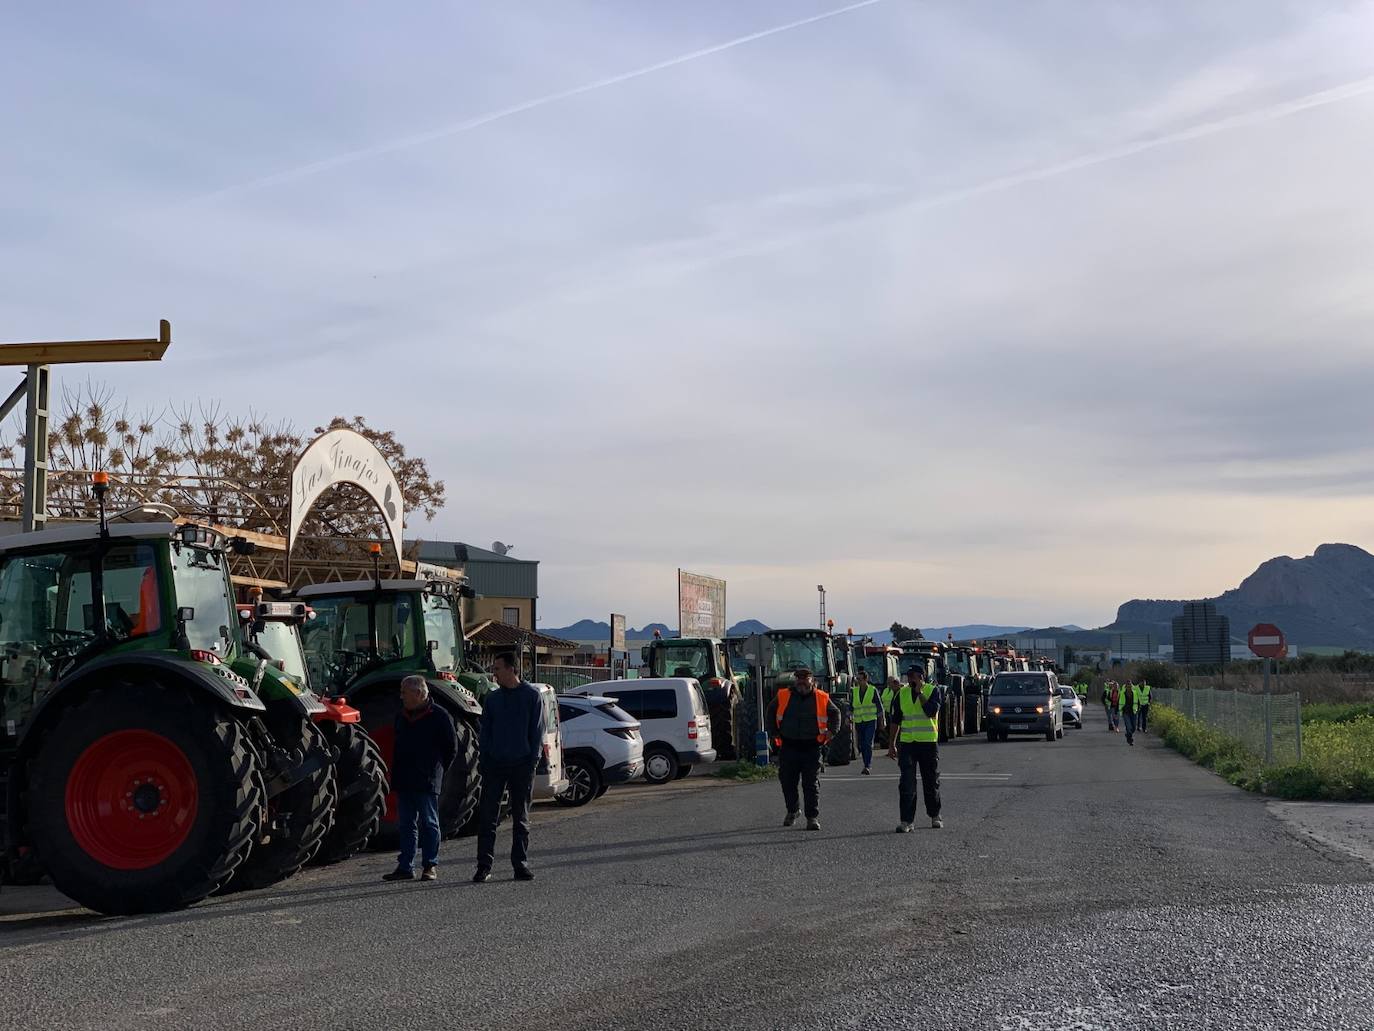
left=1108, top=542, right=1374, bottom=649
left=727, top=619, right=770, bottom=636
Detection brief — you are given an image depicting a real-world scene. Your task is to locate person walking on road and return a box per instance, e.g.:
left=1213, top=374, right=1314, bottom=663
left=383, top=675, right=457, bottom=883
left=888, top=665, right=943, bottom=832
left=768, top=666, right=841, bottom=831
left=1138, top=681, right=1152, bottom=733
left=474, top=652, right=547, bottom=883
left=880, top=676, right=901, bottom=749
left=1107, top=681, right=1122, bottom=733
left=1120, top=681, right=1138, bottom=746
left=1101, top=680, right=1112, bottom=725
left=850, top=670, right=885, bottom=775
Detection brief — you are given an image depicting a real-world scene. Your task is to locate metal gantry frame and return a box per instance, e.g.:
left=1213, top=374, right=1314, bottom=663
left=0, top=320, right=171, bottom=531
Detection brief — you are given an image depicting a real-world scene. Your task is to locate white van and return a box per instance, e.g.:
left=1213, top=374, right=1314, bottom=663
left=573, top=677, right=715, bottom=783
left=529, top=683, right=568, bottom=800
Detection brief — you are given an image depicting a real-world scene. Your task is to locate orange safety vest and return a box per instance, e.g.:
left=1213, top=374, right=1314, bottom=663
left=773, top=687, right=831, bottom=747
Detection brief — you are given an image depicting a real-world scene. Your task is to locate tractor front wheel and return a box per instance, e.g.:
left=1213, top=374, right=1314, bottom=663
left=311, top=721, right=387, bottom=864
left=27, top=684, right=263, bottom=915
left=445, top=719, right=482, bottom=838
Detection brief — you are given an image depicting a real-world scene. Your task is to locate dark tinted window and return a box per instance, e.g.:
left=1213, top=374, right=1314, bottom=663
left=612, top=689, right=676, bottom=720
left=991, top=675, right=1051, bottom=695
left=595, top=702, right=635, bottom=723
left=1059, top=687, right=1077, bottom=698
left=558, top=703, right=586, bottom=723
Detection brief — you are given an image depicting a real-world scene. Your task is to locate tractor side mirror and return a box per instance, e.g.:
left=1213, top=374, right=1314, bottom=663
left=428, top=639, right=439, bottom=652
left=177, top=606, right=195, bottom=623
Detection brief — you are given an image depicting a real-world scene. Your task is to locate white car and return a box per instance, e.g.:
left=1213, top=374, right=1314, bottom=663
left=1059, top=685, right=1084, bottom=729
left=554, top=694, right=644, bottom=806
left=572, top=677, right=716, bottom=783
left=530, top=683, right=568, bottom=800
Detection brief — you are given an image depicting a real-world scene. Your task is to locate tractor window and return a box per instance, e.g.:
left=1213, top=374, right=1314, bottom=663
left=423, top=592, right=460, bottom=673
left=64, top=543, right=163, bottom=640
left=255, top=620, right=309, bottom=681
left=655, top=641, right=711, bottom=678
left=300, top=592, right=418, bottom=688
left=770, top=635, right=828, bottom=677
left=171, top=544, right=234, bottom=654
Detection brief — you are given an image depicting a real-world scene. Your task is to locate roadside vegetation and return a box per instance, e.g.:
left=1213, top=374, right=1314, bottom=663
left=711, top=760, right=777, bottom=782
left=1152, top=705, right=1374, bottom=801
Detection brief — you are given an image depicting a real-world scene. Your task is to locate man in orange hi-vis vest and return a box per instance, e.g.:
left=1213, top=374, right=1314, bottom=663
left=767, top=666, right=841, bottom=831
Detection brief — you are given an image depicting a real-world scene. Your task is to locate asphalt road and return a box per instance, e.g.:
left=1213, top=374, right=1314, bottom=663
left=3, top=707, right=1371, bottom=1031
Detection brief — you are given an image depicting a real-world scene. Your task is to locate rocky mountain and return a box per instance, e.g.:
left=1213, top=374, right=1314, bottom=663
left=1110, top=543, right=1374, bottom=649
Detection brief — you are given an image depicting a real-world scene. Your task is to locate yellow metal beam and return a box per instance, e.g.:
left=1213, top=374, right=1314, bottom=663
left=0, top=320, right=171, bottom=366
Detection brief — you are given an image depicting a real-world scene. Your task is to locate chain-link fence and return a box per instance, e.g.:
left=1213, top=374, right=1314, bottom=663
left=535, top=665, right=619, bottom=692
left=1153, top=687, right=1303, bottom=764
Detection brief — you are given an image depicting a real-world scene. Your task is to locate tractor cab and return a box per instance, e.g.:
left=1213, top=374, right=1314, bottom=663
left=856, top=643, right=901, bottom=689
left=640, top=636, right=740, bottom=760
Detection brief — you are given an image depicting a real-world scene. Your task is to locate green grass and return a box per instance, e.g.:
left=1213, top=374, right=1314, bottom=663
left=711, top=760, right=778, bottom=782
left=1302, top=702, right=1374, bottom=725
left=1153, top=706, right=1374, bottom=801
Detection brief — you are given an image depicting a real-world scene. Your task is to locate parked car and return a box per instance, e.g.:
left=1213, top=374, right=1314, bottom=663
left=553, top=694, right=644, bottom=807
left=530, top=683, right=568, bottom=800
left=572, top=677, right=716, bottom=783
left=984, top=671, right=1064, bottom=742
left=1059, top=685, right=1084, bottom=728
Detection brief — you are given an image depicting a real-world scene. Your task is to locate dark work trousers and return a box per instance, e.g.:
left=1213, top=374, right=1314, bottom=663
left=476, top=762, right=535, bottom=870
left=898, top=742, right=941, bottom=823
left=778, top=740, right=823, bottom=819
left=1138, top=703, right=1150, bottom=732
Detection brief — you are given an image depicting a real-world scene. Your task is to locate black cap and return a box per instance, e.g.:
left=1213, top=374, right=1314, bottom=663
left=791, top=665, right=813, bottom=676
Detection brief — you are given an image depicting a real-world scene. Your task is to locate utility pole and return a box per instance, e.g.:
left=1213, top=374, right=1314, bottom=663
left=817, top=584, right=826, bottom=630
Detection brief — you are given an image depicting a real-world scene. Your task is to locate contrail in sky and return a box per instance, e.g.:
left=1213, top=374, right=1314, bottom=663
left=192, top=0, right=889, bottom=205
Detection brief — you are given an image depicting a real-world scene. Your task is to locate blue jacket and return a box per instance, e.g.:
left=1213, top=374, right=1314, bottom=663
left=391, top=701, right=458, bottom=794
left=480, top=681, right=546, bottom=769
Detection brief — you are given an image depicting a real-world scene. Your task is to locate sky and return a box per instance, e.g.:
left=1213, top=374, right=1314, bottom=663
left=5, top=1, right=1374, bottom=632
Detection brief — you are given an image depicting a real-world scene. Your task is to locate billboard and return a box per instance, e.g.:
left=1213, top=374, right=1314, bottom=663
left=610, top=613, right=627, bottom=653
left=678, top=569, right=726, bottom=639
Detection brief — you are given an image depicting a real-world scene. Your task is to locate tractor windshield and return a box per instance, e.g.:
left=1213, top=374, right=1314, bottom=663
left=299, top=591, right=417, bottom=690
left=945, top=651, right=973, bottom=676
left=422, top=592, right=461, bottom=673
left=255, top=620, right=309, bottom=682
left=857, top=652, right=890, bottom=684
left=653, top=641, right=712, bottom=679
left=171, top=543, right=235, bottom=655
left=770, top=634, right=831, bottom=678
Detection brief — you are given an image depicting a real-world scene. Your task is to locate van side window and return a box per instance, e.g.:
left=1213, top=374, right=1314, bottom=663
left=637, top=689, right=678, bottom=720
left=611, top=691, right=642, bottom=718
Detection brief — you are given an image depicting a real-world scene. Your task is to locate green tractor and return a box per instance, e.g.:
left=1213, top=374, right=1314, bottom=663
left=942, top=643, right=991, bottom=736
left=733, top=629, right=852, bottom=766
left=296, top=573, right=490, bottom=840
left=640, top=635, right=740, bottom=760
left=895, top=639, right=965, bottom=742
left=0, top=490, right=341, bottom=913
left=234, top=595, right=387, bottom=865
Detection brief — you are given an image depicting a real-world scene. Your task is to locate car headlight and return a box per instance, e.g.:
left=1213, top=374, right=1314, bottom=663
left=1035, top=706, right=1044, bottom=714
left=991, top=706, right=1001, bottom=715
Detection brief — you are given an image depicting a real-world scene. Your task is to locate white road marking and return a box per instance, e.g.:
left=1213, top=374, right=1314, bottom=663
left=822, top=773, right=1012, bottom=781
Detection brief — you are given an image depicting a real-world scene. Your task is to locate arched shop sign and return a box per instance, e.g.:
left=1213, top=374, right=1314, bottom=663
left=287, top=429, right=404, bottom=575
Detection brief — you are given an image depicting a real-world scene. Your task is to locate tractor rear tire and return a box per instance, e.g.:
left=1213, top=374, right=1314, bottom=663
left=708, top=699, right=737, bottom=761
left=27, top=684, right=263, bottom=915
left=445, top=719, right=482, bottom=838
left=311, top=721, right=387, bottom=865
left=225, top=717, right=336, bottom=892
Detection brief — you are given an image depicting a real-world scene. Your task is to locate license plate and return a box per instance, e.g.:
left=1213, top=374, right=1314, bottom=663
left=1010, top=723, right=1029, bottom=730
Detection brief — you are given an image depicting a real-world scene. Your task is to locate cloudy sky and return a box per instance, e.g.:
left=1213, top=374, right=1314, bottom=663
left=5, top=1, right=1374, bottom=631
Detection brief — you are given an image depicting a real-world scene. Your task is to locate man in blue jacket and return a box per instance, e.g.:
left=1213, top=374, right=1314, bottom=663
left=474, top=652, right=547, bottom=883
left=384, top=675, right=458, bottom=882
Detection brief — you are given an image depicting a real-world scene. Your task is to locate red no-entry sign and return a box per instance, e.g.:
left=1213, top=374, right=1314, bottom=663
left=1248, top=623, right=1287, bottom=659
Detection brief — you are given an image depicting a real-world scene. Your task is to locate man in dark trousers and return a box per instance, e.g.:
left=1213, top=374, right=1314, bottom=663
left=384, top=675, right=457, bottom=882
left=767, top=666, right=841, bottom=831
left=474, top=652, right=547, bottom=883
left=887, top=665, right=943, bottom=832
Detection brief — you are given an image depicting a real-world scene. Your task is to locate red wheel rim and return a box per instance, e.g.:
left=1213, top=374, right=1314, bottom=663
left=366, top=721, right=399, bottom=826
left=65, top=730, right=199, bottom=870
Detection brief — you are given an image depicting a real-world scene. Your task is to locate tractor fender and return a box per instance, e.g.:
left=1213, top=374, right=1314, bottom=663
left=15, top=653, right=265, bottom=759
left=344, top=673, right=482, bottom=722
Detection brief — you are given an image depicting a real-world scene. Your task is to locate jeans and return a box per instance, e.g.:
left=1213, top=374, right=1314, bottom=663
left=476, top=762, right=535, bottom=870
left=778, top=740, right=822, bottom=819
left=1139, top=704, right=1150, bottom=731
left=898, top=742, right=940, bottom=822
left=396, top=791, right=440, bottom=872
left=856, top=721, right=878, bottom=768
left=1109, top=707, right=1120, bottom=730
left=1123, top=711, right=1137, bottom=742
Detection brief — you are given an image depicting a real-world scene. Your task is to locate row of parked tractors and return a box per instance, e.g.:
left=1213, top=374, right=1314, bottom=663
left=0, top=479, right=499, bottom=915
left=645, top=629, right=1053, bottom=766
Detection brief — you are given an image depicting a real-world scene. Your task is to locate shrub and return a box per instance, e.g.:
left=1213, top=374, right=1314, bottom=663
left=1303, top=702, right=1374, bottom=725
left=711, top=760, right=778, bottom=782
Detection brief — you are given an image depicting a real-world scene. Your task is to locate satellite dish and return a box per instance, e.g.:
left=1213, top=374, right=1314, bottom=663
left=491, top=541, right=513, bottom=556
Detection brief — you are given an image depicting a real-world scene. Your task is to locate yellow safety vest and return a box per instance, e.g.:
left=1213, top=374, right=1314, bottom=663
left=1139, top=683, right=1152, bottom=704
left=897, top=684, right=938, bottom=744
left=851, top=683, right=878, bottom=723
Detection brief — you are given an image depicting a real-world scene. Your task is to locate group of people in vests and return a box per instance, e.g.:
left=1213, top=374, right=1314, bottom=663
left=766, top=664, right=943, bottom=835
left=1101, top=680, right=1151, bottom=745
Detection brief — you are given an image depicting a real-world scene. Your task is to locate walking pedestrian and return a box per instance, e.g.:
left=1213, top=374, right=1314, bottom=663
left=1138, top=681, right=1151, bottom=732
left=879, top=676, right=901, bottom=749
left=767, top=666, right=841, bottom=831
left=1108, top=681, right=1122, bottom=733
left=888, top=665, right=943, bottom=832
left=1120, top=681, right=1138, bottom=746
left=1101, top=680, right=1112, bottom=724
left=850, top=670, right=885, bottom=774
left=383, top=675, right=457, bottom=883
left=473, top=652, right=547, bottom=884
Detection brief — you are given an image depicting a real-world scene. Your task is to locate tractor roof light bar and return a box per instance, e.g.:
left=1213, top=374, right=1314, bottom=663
left=0, top=319, right=172, bottom=532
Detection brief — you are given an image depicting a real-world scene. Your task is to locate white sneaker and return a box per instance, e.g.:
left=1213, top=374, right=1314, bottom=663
left=931, top=816, right=944, bottom=829
left=895, top=823, right=913, bottom=834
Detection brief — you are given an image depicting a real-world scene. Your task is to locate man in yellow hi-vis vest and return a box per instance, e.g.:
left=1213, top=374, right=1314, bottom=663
left=886, top=665, right=943, bottom=832
left=850, top=669, right=886, bottom=774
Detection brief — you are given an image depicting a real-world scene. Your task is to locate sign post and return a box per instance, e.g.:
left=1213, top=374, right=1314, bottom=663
left=610, top=613, right=627, bottom=680
left=740, top=634, right=775, bottom=767
left=1248, top=623, right=1286, bottom=765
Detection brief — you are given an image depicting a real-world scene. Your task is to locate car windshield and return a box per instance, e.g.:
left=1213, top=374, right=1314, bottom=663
left=770, top=634, right=829, bottom=676
left=655, top=641, right=712, bottom=678
left=1060, top=686, right=1078, bottom=698
left=422, top=592, right=460, bottom=672
left=992, top=675, right=1049, bottom=695
left=595, top=701, right=635, bottom=723
left=170, top=543, right=234, bottom=654
left=255, top=620, right=309, bottom=681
